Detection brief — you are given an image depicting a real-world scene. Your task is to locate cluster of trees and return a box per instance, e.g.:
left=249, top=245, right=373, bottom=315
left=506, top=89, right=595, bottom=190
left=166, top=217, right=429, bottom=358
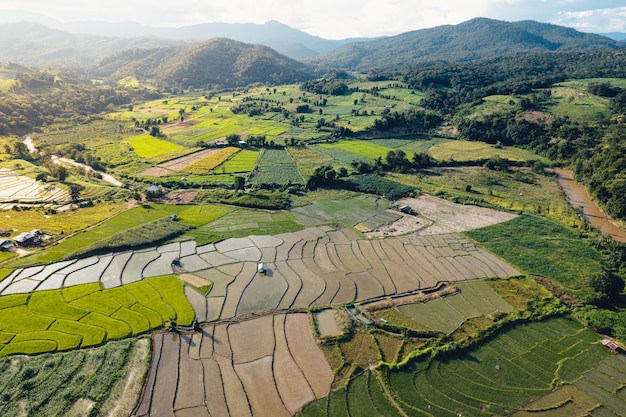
left=300, top=79, right=350, bottom=96
left=0, top=80, right=131, bottom=136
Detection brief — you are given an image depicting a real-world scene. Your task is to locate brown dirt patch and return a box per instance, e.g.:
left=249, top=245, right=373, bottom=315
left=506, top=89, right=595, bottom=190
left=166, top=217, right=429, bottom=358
left=229, top=315, right=275, bottom=364
left=367, top=194, right=516, bottom=237
left=285, top=313, right=334, bottom=398
left=235, top=356, right=290, bottom=417
left=137, top=166, right=174, bottom=177
left=517, top=111, right=552, bottom=123
left=273, top=314, right=316, bottom=413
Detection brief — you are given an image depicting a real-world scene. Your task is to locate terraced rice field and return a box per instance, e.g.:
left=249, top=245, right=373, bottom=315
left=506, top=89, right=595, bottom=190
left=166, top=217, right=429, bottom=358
left=397, top=280, right=514, bottom=334
left=385, top=317, right=616, bottom=417
left=301, top=317, right=622, bottom=417
left=0, top=276, right=193, bottom=356
left=2, top=227, right=518, bottom=313
left=134, top=313, right=334, bottom=417
left=0, top=167, right=69, bottom=205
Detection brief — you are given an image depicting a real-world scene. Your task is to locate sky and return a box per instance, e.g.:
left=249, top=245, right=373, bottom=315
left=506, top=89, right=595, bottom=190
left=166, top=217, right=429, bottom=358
left=2, top=0, right=626, bottom=39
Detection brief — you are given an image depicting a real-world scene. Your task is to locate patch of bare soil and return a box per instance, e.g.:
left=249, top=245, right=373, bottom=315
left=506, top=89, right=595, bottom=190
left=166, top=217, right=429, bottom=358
left=518, top=111, right=552, bottom=123
left=365, top=194, right=516, bottom=238
left=136, top=167, right=174, bottom=177
left=156, top=191, right=197, bottom=204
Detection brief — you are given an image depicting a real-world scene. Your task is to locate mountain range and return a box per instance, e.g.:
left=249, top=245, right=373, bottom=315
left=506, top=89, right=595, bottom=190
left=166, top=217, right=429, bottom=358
left=0, top=14, right=624, bottom=90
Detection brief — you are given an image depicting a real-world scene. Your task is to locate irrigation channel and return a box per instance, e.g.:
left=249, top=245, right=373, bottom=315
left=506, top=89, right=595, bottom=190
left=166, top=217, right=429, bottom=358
left=556, top=168, right=626, bottom=242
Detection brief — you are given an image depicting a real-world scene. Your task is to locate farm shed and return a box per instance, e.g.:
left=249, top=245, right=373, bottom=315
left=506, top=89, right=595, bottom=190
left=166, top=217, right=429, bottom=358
left=602, top=339, right=619, bottom=352
left=0, top=238, right=14, bottom=251
left=13, top=231, right=40, bottom=247
left=399, top=205, right=413, bottom=214
left=257, top=263, right=267, bottom=274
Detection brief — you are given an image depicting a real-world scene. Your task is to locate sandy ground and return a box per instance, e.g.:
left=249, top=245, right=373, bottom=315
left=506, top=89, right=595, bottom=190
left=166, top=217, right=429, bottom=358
left=365, top=194, right=517, bottom=238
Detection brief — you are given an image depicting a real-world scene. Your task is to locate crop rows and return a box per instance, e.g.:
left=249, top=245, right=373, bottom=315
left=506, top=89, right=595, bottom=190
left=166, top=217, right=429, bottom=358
left=398, top=280, right=514, bottom=334
left=0, top=167, right=69, bottom=203
left=0, top=276, right=194, bottom=356
left=383, top=317, right=612, bottom=417
left=134, top=313, right=333, bottom=417
left=318, top=140, right=393, bottom=160
left=185, top=146, right=240, bottom=174
left=0, top=338, right=149, bottom=417
left=249, top=148, right=304, bottom=185
left=219, top=149, right=260, bottom=173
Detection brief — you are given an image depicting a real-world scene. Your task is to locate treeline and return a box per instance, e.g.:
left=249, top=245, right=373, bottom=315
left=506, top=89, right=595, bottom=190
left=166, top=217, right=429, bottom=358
left=0, top=72, right=131, bottom=136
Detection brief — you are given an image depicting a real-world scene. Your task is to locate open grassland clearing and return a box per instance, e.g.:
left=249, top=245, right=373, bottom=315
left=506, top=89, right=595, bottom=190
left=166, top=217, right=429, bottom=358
left=0, top=338, right=150, bottom=417
left=134, top=313, right=333, bottom=417
left=0, top=275, right=193, bottom=356
left=388, top=166, right=583, bottom=227
left=428, top=140, right=551, bottom=163
left=249, top=148, right=304, bottom=186
left=465, top=214, right=605, bottom=299
left=549, top=85, right=612, bottom=123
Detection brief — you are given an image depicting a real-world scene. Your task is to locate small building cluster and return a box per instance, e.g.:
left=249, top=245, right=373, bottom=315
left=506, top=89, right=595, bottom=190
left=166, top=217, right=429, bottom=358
left=0, top=229, right=44, bottom=251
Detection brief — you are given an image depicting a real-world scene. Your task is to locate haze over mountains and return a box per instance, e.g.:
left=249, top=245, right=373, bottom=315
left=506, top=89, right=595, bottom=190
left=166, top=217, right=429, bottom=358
left=0, top=12, right=624, bottom=90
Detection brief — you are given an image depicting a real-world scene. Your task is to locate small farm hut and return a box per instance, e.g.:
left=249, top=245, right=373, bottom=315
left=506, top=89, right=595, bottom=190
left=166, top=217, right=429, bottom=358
left=13, top=231, right=40, bottom=247
left=0, top=238, right=14, bottom=251
left=602, top=339, right=619, bottom=353
left=257, top=263, right=267, bottom=274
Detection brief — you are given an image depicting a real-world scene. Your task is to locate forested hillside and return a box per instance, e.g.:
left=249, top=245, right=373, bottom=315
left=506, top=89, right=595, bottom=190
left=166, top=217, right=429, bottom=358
left=92, top=38, right=315, bottom=90
left=308, top=18, right=625, bottom=71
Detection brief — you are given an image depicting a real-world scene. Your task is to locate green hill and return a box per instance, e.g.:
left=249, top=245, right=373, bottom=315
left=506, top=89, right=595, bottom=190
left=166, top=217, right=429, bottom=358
left=93, top=38, right=315, bottom=90
left=307, top=18, right=625, bottom=71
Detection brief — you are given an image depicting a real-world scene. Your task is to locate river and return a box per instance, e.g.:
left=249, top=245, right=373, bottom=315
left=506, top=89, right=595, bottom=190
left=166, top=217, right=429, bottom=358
left=22, top=134, right=123, bottom=187
left=555, top=168, right=626, bottom=243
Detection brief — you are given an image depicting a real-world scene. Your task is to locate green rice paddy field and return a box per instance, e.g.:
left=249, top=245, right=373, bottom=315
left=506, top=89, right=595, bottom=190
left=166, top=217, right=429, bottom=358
left=0, top=275, right=193, bottom=357
left=299, top=316, right=623, bottom=417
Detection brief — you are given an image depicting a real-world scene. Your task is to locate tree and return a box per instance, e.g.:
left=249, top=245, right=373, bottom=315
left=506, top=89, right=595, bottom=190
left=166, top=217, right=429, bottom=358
left=234, top=176, right=245, bottom=191
left=226, top=134, right=241, bottom=146
left=69, top=184, right=82, bottom=202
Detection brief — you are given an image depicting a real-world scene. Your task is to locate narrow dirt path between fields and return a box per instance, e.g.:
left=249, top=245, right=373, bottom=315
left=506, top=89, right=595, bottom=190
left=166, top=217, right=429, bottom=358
left=373, top=371, right=409, bottom=417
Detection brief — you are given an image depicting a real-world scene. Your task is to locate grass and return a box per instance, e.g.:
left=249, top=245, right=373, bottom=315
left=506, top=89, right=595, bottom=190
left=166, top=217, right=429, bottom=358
left=464, top=214, right=604, bottom=298
left=0, top=202, right=127, bottom=239
left=184, top=208, right=301, bottom=245
left=185, top=147, right=240, bottom=174
left=290, top=195, right=398, bottom=228
left=0, top=275, right=193, bottom=357
left=427, top=140, right=551, bottom=163
left=126, top=134, right=194, bottom=162
left=0, top=338, right=149, bottom=417
left=249, top=148, right=304, bottom=185
left=318, top=140, right=393, bottom=160
left=218, top=149, right=259, bottom=173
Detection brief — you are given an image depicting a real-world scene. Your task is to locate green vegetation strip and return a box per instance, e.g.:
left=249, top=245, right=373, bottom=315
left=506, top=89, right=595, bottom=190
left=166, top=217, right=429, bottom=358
left=0, top=338, right=148, bottom=417
left=0, top=275, right=194, bottom=357
left=464, top=214, right=605, bottom=300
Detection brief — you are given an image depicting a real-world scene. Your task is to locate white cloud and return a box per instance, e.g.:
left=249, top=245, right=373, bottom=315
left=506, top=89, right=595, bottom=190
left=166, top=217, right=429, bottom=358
left=1, top=0, right=625, bottom=37
left=551, top=7, right=626, bottom=32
